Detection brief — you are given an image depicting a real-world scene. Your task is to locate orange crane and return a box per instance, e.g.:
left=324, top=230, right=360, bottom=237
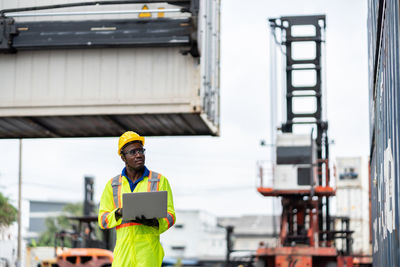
left=254, top=15, right=355, bottom=267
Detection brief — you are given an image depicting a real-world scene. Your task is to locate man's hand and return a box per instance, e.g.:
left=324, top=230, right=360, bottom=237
left=134, top=215, right=159, bottom=227
left=115, top=208, right=122, bottom=220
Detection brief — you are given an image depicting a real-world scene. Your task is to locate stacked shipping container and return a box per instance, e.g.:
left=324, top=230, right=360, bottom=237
left=368, top=0, right=400, bottom=265
left=335, top=157, right=371, bottom=255
left=0, top=0, right=220, bottom=138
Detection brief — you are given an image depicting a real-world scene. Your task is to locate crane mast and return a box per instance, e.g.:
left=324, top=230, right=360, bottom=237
left=255, top=15, right=354, bottom=267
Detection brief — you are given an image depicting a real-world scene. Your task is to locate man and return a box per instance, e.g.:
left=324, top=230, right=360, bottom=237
left=98, top=131, right=176, bottom=266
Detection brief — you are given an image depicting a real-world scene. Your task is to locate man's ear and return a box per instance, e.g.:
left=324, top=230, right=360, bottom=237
left=121, top=154, right=126, bottom=163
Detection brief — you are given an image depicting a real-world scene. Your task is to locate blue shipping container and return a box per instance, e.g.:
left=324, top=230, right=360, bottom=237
left=368, top=0, right=400, bottom=266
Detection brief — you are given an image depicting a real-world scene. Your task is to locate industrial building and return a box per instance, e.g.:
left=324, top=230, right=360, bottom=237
left=0, top=223, right=19, bottom=267
left=26, top=200, right=71, bottom=241
left=218, top=215, right=279, bottom=251
left=161, top=210, right=226, bottom=262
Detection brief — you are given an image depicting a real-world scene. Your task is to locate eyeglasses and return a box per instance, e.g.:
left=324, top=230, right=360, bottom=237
left=123, top=148, right=146, bottom=156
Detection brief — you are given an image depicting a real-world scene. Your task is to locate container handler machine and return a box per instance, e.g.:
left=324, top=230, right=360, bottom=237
left=39, top=177, right=114, bottom=267
left=255, top=15, right=355, bottom=267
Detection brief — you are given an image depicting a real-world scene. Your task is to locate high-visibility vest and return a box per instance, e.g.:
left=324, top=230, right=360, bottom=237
left=98, top=170, right=176, bottom=267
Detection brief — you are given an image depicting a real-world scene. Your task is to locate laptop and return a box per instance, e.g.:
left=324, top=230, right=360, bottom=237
left=122, top=191, right=167, bottom=220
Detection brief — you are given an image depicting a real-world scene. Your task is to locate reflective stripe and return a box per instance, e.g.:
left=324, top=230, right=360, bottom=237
left=101, top=212, right=110, bottom=229
left=116, top=222, right=141, bottom=230
left=117, top=175, right=122, bottom=207
left=120, top=219, right=143, bottom=225
left=112, top=170, right=162, bottom=231
left=166, top=212, right=175, bottom=228
left=147, top=171, right=152, bottom=192
left=148, top=171, right=160, bottom=192
left=111, top=175, right=122, bottom=208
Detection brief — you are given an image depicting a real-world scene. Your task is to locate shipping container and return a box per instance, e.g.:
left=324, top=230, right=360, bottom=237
left=0, top=0, right=220, bottom=138
left=336, top=188, right=367, bottom=220
left=334, top=218, right=370, bottom=255
left=335, top=157, right=371, bottom=255
left=368, top=0, right=400, bottom=265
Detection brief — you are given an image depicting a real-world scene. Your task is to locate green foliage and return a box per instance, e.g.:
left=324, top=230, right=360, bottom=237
left=63, top=202, right=83, bottom=216
left=36, top=202, right=83, bottom=247
left=174, top=258, right=183, bottom=267
left=0, top=192, right=17, bottom=227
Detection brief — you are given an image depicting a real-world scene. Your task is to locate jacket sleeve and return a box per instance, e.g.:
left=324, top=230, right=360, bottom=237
left=158, top=176, right=176, bottom=234
left=98, top=179, right=122, bottom=229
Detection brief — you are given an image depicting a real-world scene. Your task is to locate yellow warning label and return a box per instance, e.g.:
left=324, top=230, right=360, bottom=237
left=157, top=7, right=165, bottom=18
left=139, top=5, right=151, bottom=18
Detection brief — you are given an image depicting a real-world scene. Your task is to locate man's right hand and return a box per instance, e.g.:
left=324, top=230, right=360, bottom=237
left=115, top=208, right=122, bottom=220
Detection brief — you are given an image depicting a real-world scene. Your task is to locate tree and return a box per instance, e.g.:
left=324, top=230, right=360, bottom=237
left=0, top=192, right=17, bottom=227
left=36, top=202, right=83, bottom=247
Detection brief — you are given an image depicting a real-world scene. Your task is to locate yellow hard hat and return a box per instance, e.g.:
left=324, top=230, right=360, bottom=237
left=118, top=131, right=145, bottom=155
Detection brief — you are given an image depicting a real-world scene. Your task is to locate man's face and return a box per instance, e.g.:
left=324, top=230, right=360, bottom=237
left=121, top=142, right=145, bottom=171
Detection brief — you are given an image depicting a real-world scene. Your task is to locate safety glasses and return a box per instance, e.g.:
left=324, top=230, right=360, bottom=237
left=124, top=148, right=146, bottom=156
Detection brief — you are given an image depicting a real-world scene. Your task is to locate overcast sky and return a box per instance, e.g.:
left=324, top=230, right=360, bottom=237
left=0, top=0, right=368, bottom=217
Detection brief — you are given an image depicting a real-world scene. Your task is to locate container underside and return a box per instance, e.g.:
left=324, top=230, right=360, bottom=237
left=0, top=113, right=218, bottom=138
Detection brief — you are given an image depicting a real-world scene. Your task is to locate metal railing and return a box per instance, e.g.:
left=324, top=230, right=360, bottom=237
left=257, top=159, right=333, bottom=190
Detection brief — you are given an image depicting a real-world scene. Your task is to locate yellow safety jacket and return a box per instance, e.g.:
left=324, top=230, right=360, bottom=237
left=98, top=169, right=176, bottom=267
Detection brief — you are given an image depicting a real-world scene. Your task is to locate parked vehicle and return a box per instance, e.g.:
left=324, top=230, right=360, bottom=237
left=55, top=248, right=112, bottom=267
